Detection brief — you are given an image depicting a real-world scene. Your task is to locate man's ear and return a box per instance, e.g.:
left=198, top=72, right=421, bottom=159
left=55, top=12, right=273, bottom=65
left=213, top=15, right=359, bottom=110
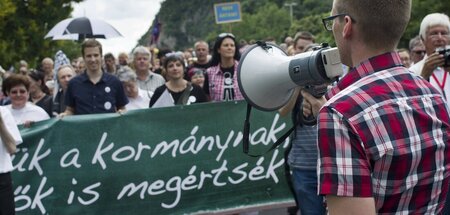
left=342, top=16, right=353, bottom=38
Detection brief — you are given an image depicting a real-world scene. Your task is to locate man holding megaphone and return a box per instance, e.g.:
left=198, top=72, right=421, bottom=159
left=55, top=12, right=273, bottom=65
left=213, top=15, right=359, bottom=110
left=300, top=0, right=450, bottom=214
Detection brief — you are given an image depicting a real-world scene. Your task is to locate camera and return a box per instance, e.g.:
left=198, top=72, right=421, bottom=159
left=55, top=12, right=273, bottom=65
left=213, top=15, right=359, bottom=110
left=436, top=45, right=450, bottom=67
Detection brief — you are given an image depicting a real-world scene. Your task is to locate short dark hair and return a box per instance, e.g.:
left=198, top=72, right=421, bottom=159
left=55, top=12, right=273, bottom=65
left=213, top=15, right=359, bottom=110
left=2, top=74, right=31, bottom=96
left=104, top=53, right=115, bottom=60
left=81, top=39, right=103, bottom=57
left=293, top=31, right=315, bottom=44
left=163, top=55, right=185, bottom=70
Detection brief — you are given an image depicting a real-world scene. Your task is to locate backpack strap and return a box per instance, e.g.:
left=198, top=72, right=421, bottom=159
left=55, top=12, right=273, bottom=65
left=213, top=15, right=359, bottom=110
left=177, top=82, right=192, bottom=105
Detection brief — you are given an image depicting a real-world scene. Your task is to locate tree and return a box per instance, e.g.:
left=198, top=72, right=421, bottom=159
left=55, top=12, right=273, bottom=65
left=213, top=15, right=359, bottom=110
left=228, top=3, right=290, bottom=43
left=0, top=0, right=82, bottom=70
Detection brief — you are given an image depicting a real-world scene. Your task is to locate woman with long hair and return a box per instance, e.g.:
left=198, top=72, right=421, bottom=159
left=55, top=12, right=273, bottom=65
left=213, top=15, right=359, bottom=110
left=205, top=33, right=243, bottom=102
left=28, top=70, right=52, bottom=117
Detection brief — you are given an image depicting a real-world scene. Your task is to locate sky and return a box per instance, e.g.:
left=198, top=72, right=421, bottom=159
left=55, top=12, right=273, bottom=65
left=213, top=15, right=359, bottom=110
left=71, top=0, right=164, bottom=57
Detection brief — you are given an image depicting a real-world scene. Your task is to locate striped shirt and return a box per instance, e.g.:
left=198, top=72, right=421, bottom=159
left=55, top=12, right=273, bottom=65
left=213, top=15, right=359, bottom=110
left=206, top=61, right=244, bottom=102
left=318, top=52, right=450, bottom=214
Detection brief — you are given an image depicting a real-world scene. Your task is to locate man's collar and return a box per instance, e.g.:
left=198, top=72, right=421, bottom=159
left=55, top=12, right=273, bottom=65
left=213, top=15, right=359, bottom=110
left=327, top=52, right=403, bottom=99
left=81, top=70, right=108, bottom=83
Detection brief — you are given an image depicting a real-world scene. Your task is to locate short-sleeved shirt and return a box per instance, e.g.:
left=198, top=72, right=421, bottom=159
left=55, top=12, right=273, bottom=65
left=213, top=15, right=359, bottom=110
left=65, top=72, right=129, bottom=115
left=0, top=106, right=23, bottom=173
left=6, top=102, right=50, bottom=125
left=318, top=52, right=450, bottom=214
left=149, top=83, right=207, bottom=107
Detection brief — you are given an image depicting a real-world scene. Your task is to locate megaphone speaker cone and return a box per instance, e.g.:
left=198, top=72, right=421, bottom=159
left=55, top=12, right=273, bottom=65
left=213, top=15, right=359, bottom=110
left=238, top=43, right=297, bottom=111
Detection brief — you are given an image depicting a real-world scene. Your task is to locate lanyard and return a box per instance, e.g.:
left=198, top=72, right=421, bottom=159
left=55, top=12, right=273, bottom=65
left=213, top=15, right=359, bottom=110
left=431, top=70, right=448, bottom=98
left=431, top=70, right=447, bottom=91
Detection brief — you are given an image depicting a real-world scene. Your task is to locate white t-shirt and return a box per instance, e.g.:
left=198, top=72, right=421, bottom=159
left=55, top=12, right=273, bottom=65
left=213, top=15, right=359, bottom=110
left=126, top=89, right=153, bottom=110
left=0, top=106, right=23, bottom=173
left=6, top=102, right=50, bottom=125
left=410, top=56, right=450, bottom=103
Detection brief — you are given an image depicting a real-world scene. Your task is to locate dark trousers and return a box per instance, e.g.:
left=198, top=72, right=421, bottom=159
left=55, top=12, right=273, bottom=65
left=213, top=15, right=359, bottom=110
left=0, top=172, right=15, bottom=215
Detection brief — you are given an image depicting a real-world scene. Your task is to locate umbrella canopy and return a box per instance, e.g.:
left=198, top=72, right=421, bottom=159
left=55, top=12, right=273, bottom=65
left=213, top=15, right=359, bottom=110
left=45, top=17, right=122, bottom=40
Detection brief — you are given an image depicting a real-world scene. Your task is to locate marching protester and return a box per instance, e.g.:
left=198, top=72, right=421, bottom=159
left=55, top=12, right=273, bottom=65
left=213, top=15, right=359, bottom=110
left=52, top=65, right=76, bottom=116
left=0, top=104, right=22, bottom=215
left=60, top=39, right=128, bottom=116
left=279, top=33, right=326, bottom=215
left=409, top=13, right=450, bottom=103
left=204, top=33, right=243, bottom=102
left=150, top=55, right=207, bottom=107
left=2, top=74, right=49, bottom=126
left=117, top=66, right=153, bottom=110
left=302, top=0, right=450, bottom=214
left=132, top=46, right=166, bottom=93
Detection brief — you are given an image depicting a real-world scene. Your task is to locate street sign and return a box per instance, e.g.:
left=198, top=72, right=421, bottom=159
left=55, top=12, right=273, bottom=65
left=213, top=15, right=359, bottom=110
left=214, top=2, right=242, bottom=24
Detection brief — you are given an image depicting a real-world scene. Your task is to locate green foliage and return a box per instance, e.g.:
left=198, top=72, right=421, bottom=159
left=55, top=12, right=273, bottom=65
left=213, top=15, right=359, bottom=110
left=290, top=12, right=335, bottom=46
left=0, top=0, right=82, bottom=70
left=399, top=0, right=450, bottom=49
left=227, top=3, right=290, bottom=43
left=2, top=0, right=450, bottom=70
left=139, top=0, right=335, bottom=50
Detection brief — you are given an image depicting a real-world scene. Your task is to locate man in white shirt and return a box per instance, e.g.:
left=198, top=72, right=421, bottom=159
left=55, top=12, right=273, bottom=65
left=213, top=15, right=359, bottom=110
left=409, top=13, right=450, bottom=102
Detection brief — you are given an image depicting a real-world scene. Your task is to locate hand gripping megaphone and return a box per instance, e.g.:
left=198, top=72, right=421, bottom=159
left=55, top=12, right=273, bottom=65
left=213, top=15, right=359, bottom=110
left=237, top=42, right=343, bottom=111
left=238, top=42, right=343, bottom=155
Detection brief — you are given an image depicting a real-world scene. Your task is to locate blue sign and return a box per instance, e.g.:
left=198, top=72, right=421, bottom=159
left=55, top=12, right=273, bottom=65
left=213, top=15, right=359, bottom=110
left=214, top=2, right=242, bottom=24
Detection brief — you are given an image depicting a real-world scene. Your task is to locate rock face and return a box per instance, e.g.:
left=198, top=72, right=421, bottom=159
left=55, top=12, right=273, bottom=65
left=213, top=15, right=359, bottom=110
left=138, top=0, right=218, bottom=51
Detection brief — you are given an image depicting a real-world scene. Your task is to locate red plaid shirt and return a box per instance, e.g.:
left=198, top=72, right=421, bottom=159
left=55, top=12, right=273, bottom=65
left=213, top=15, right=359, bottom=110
left=318, top=52, right=450, bottom=214
left=206, top=61, right=244, bottom=102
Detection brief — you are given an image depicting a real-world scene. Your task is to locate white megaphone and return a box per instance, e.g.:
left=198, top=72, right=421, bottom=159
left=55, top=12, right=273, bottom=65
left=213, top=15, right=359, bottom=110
left=237, top=42, right=343, bottom=111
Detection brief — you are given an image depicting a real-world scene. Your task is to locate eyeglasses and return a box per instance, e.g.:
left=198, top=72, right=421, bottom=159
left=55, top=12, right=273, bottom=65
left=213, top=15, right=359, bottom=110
left=322, top=13, right=355, bottom=31
left=10, top=89, right=27, bottom=95
left=218, top=33, right=235, bottom=39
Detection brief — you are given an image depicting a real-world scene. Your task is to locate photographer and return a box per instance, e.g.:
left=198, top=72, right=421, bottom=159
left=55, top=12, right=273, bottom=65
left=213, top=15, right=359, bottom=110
left=302, top=1, right=450, bottom=214
left=409, top=13, right=450, bottom=102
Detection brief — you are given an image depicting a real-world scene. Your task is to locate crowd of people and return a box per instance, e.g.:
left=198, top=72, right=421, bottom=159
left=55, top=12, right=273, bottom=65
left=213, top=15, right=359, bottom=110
left=1, top=0, right=450, bottom=214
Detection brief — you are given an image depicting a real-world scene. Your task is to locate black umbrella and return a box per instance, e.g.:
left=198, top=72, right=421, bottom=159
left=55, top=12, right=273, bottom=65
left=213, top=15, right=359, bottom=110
left=45, top=17, right=122, bottom=40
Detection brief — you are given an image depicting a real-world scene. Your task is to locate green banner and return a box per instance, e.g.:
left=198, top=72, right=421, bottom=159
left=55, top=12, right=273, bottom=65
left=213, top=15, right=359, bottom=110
left=12, top=101, right=294, bottom=214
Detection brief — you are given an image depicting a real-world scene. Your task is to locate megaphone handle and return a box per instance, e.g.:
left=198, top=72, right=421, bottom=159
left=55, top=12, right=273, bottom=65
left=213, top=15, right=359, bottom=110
left=299, top=87, right=322, bottom=126
left=243, top=103, right=252, bottom=154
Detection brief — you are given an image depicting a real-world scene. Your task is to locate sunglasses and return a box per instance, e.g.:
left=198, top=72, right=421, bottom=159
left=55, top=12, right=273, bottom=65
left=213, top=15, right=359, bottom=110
left=165, top=52, right=184, bottom=58
left=218, top=33, right=235, bottom=39
left=10, top=89, right=27, bottom=95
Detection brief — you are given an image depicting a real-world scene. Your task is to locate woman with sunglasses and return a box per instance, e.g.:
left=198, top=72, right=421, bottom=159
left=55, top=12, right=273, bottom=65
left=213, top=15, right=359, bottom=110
left=2, top=74, right=49, bottom=127
left=204, top=33, right=243, bottom=101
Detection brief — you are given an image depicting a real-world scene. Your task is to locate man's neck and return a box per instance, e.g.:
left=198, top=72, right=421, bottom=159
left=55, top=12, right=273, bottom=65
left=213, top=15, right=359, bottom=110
left=136, top=69, right=150, bottom=81
left=87, top=69, right=103, bottom=84
left=351, top=45, right=394, bottom=67
left=197, top=59, right=208, bottom=65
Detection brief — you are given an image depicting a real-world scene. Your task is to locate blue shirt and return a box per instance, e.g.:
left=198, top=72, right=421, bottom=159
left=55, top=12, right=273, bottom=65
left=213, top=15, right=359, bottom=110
left=65, top=72, right=128, bottom=115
